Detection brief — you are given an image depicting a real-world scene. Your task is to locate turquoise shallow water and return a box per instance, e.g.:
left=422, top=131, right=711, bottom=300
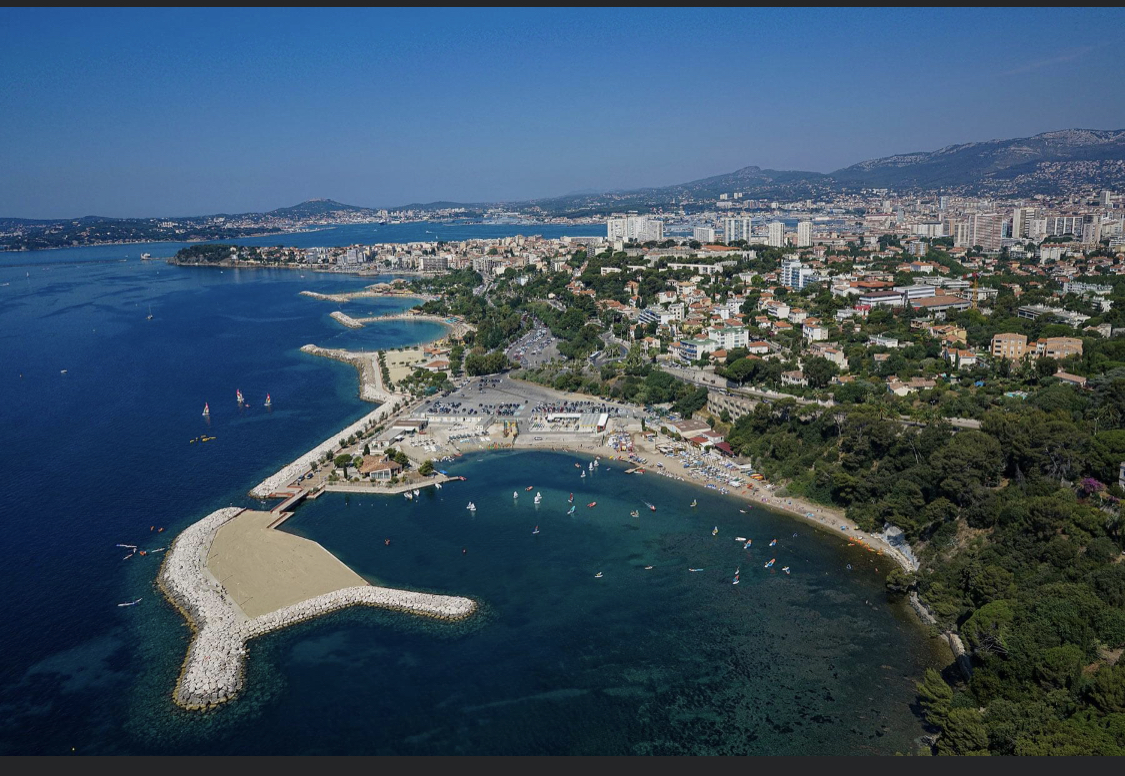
left=0, top=229, right=945, bottom=754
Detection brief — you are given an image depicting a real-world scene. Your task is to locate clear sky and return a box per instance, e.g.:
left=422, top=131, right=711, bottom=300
left=2, top=7, right=1124, bottom=218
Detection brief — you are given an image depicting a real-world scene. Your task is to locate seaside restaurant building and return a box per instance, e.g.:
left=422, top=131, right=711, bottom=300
left=359, top=456, right=403, bottom=481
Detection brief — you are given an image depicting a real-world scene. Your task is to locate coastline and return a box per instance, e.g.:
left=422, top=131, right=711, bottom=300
left=505, top=432, right=918, bottom=574
left=173, top=332, right=946, bottom=714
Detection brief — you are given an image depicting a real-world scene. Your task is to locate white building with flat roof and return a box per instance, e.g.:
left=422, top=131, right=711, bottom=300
left=607, top=216, right=664, bottom=243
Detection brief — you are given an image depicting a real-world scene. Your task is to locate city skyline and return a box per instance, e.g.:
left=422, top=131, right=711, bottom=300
left=3, top=7, right=1125, bottom=218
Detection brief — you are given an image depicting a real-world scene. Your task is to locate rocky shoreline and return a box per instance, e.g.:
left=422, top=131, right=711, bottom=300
left=158, top=507, right=476, bottom=710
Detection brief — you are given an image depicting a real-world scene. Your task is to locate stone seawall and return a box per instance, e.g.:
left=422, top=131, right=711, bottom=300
left=248, top=345, right=414, bottom=498
left=329, top=311, right=364, bottom=329
left=158, top=507, right=476, bottom=710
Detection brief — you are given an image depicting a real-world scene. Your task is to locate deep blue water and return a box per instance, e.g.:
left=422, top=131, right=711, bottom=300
left=0, top=229, right=944, bottom=754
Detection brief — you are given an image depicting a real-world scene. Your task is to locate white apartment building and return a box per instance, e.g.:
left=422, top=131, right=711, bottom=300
left=723, top=216, right=753, bottom=244
left=692, top=226, right=717, bottom=243
left=607, top=216, right=664, bottom=243
left=796, top=221, right=812, bottom=248
left=768, top=221, right=786, bottom=248
left=708, top=325, right=749, bottom=351
left=780, top=259, right=818, bottom=290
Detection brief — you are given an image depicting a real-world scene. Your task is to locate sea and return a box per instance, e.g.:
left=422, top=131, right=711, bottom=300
left=0, top=223, right=945, bottom=755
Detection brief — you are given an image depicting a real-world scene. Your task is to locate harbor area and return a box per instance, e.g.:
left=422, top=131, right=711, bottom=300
left=206, top=510, right=367, bottom=619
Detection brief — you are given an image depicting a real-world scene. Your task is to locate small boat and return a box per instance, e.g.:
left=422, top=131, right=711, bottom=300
left=574, top=463, right=581, bottom=469
left=630, top=510, right=639, bottom=518
left=743, top=540, right=753, bottom=549
left=236, top=389, right=245, bottom=405
left=525, top=486, right=534, bottom=491
left=735, top=537, right=747, bottom=543
left=532, top=525, right=540, bottom=535
left=60, top=369, right=68, bottom=375
left=644, top=502, right=656, bottom=512
left=594, top=572, right=603, bottom=578
left=733, top=568, right=740, bottom=585
left=769, top=539, right=777, bottom=547
left=404, top=492, right=413, bottom=500
left=689, top=568, right=704, bottom=572
left=587, top=501, right=597, bottom=508
left=782, top=567, right=791, bottom=575
left=264, top=393, right=272, bottom=408
left=764, top=558, right=775, bottom=569
left=117, top=598, right=142, bottom=607
left=711, top=526, right=718, bottom=536
left=412, top=489, right=420, bottom=497
left=189, top=438, right=197, bottom=444
left=568, top=493, right=573, bottom=503
left=644, top=565, right=653, bottom=570
left=202, top=403, right=210, bottom=417
left=690, top=500, right=697, bottom=508
left=434, top=482, right=442, bottom=489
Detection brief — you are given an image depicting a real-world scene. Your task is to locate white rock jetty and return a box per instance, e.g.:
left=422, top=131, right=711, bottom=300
left=158, top=507, right=476, bottom=710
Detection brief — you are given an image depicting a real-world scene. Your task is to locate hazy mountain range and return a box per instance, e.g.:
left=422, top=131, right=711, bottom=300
left=3, top=129, right=1124, bottom=248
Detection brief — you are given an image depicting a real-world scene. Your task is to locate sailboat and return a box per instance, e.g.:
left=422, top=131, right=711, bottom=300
left=466, top=502, right=476, bottom=511
left=568, top=493, right=573, bottom=503
left=712, top=526, right=718, bottom=536
left=764, top=558, right=776, bottom=569
left=146, top=304, right=154, bottom=320
left=733, top=568, right=740, bottom=585
left=533, top=492, right=542, bottom=505
left=567, top=505, right=576, bottom=515
left=690, top=499, right=697, bottom=508
left=630, top=510, right=639, bottom=518
left=412, top=489, right=420, bottom=497
left=513, top=491, right=519, bottom=499
left=202, top=403, right=210, bottom=418
left=236, top=389, right=245, bottom=406
left=580, top=471, right=586, bottom=478
left=264, top=393, right=272, bottom=408
left=782, top=566, right=791, bottom=575
left=769, top=539, right=777, bottom=547
left=532, top=525, right=540, bottom=535
left=404, top=491, right=413, bottom=500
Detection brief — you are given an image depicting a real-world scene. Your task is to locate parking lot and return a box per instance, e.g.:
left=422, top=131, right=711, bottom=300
left=416, top=374, right=638, bottom=429
left=506, top=321, right=560, bottom=369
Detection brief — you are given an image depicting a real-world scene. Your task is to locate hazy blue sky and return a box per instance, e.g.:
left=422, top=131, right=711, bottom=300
left=2, top=8, right=1124, bottom=218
